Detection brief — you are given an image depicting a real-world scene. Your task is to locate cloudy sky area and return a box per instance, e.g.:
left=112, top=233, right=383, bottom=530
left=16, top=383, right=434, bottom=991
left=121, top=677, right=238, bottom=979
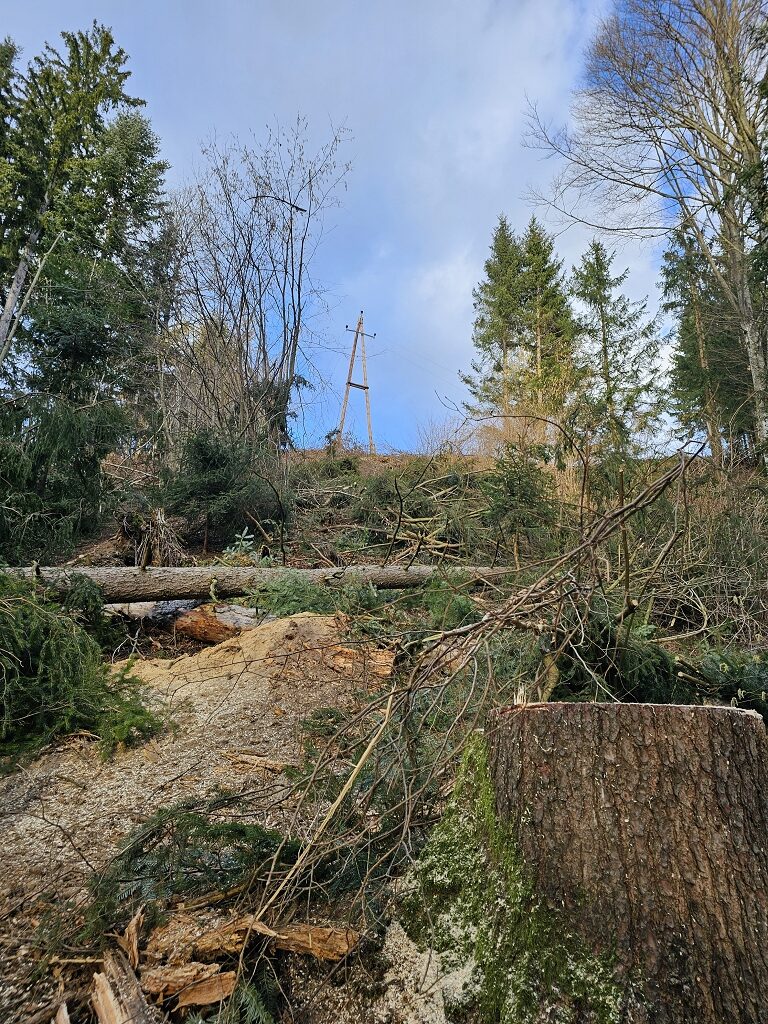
left=7, top=0, right=664, bottom=450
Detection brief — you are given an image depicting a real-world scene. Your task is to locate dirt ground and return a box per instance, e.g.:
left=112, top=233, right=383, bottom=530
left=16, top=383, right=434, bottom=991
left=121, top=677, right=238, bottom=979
left=0, top=612, right=393, bottom=1023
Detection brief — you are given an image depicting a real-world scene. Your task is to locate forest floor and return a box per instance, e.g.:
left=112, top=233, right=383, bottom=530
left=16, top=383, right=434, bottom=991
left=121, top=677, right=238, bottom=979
left=0, top=610, right=402, bottom=1023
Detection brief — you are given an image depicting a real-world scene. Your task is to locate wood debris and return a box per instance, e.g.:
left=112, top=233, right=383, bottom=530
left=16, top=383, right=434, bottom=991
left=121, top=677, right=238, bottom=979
left=175, top=971, right=237, bottom=1008
left=140, top=961, right=222, bottom=999
left=115, top=906, right=144, bottom=969
left=220, top=750, right=295, bottom=773
left=91, top=949, right=157, bottom=1024
left=271, top=923, right=360, bottom=960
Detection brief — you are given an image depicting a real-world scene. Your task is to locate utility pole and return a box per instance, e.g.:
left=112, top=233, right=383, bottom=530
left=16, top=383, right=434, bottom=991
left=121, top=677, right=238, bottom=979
left=336, top=311, right=376, bottom=454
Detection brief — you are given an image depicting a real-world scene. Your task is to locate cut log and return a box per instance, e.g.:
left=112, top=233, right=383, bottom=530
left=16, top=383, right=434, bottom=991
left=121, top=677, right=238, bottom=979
left=487, top=703, right=768, bottom=1023
left=173, top=604, right=238, bottom=643
left=13, top=563, right=517, bottom=603
left=91, top=949, right=158, bottom=1024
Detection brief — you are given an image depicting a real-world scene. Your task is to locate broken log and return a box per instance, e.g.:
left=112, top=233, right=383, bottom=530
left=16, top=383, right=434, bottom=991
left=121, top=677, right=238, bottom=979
left=140, top=962, right=236, bottom=1007
left=13, top=563, right=517, bottom=603
left=487, top=703, right=768, bottom=1023
left=174, top=972, right=237, bottom=1009
left=91, top=949, right=158, bottom=1024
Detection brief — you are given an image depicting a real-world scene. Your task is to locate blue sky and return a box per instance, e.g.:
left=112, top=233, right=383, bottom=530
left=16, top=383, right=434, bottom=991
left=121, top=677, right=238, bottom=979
left=6, top=0, right=662, bottom=450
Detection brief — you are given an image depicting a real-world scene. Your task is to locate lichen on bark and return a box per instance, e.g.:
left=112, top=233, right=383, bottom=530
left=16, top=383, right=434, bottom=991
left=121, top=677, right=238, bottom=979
left=402, top=736, right=626, bottom=1024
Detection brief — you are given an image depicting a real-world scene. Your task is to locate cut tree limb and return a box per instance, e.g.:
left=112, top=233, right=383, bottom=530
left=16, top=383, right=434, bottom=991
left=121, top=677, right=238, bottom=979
left=13, top=563, right=518, bottom=603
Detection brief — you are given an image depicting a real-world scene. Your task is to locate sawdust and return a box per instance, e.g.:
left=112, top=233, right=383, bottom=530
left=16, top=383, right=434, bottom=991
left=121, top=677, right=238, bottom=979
left=0, top=612, right=391, bottom=1022
left=283, top=920, right=477, bottom=1024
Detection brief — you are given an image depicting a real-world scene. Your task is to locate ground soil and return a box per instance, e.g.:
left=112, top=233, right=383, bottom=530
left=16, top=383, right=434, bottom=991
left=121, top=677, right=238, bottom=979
left=0, top=612, right=392, bottom=1023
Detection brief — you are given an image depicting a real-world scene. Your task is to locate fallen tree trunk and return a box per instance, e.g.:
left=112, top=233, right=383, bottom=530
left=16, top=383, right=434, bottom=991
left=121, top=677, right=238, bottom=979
left=12, top=563, right=517, bottom=603
left=487, top=703, right=768, bottom=1023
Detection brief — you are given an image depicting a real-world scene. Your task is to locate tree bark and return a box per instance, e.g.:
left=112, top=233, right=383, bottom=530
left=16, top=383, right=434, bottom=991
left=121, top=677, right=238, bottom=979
left=487, top=702, right=768, bottom=1023
left=13, top=563, right=518, bottom=602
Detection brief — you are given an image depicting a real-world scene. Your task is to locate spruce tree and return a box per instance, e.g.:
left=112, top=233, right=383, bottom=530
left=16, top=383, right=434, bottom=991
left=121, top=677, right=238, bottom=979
left=514, top=217, right=580, bottom=418
left=463, top=215, right=524, bottom=416
left=662, top=230, right=755, bottom=461
left=464, top=216, right=580, bottom=435
left=570, top=242, right=660, bottom=458
left=0, top=26, right=168, bottom=562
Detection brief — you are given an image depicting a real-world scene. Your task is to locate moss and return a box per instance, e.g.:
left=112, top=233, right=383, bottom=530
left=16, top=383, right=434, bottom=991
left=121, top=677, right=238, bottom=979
left=402, top=737, right=625, bottom=1024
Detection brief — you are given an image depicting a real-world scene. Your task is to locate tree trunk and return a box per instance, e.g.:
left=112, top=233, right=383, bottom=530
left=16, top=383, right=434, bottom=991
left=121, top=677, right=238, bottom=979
left=13, top=563, right=518, bottom=602
left=0, top=226, right=42, bottom=367
left=487, top=702, right=768, bottom=1023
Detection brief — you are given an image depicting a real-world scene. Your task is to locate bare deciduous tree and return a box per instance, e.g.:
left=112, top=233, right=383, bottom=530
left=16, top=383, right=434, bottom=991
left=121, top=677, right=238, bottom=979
left=158, top=119, right=350, bottom=452
left=529, top=0, right=768, bottom=443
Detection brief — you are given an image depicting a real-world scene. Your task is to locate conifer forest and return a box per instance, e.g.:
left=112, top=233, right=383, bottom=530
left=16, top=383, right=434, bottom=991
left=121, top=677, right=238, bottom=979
left=2, top=5, right=768, bottom=1023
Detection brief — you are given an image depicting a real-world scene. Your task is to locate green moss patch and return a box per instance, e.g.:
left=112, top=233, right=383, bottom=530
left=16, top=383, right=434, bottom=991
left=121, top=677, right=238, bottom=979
left=402, top=737, right=625, bottom=1023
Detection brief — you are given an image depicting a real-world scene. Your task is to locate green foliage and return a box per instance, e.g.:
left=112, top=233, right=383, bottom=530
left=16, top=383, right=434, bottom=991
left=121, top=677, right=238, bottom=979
left=87, top=794, right=300, bottom=931
left=482, top=442, right=556, bottom=540
left=422, top=577, right=481, bottom=630
left=0, top=397, right=130, bottom=563
left=0, top=25, right=169, bottom=563
left=661, top=229, right=754, bottom=452
left=404, top=738, right=624, bottom=1023
left=249, top=572, right=383, bottom=618
left=464, top=215, right=581, bottom=420
left=571, top=241, right=660, bottom=457
left=552, top=611, right=691, bottom=706
left=164, top=428, right=287, bottom=548
left=691, top=648, right=768, bottom=720
left=0, top=571, right=160, bottom=761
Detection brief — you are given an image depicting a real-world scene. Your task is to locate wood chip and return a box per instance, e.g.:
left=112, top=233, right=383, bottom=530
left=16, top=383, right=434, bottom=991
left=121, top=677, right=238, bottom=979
left=220, top=751, right=294, bottom=773
left=194, top=913, right=277, bottom=958
left=55, top=1005, right=71, bottom=1024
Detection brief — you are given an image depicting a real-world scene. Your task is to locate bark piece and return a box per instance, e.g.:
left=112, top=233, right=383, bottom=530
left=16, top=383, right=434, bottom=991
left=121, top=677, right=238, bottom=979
left=91, top=949, right=158, bottom=1024
left=54, top=1006, right=70, bottom=1024
left=16, top=563, right=517, bottom=602
left=488, top=702, right=768, bottom=1024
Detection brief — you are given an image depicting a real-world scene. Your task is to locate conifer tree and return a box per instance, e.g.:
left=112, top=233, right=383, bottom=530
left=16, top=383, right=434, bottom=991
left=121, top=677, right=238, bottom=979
left=0, top=26, right=168, bottom=562
left=571, top=242, right=660, bottom=458
left=463, top=215, right=523, bottom=416
left=661, top=230, right=754, bottom=462
left=514, top=217, right=580, bottom=418
left=464, top=216, right=580, bottom=435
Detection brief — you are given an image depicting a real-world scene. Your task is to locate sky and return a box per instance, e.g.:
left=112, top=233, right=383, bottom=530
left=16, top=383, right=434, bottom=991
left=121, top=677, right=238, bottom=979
left=5, top=0, right=664, bottom=451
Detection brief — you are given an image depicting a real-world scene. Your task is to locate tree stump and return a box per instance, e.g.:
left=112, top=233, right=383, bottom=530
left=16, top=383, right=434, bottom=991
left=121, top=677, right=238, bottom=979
left=487, top=703, right=768, bottom=1023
